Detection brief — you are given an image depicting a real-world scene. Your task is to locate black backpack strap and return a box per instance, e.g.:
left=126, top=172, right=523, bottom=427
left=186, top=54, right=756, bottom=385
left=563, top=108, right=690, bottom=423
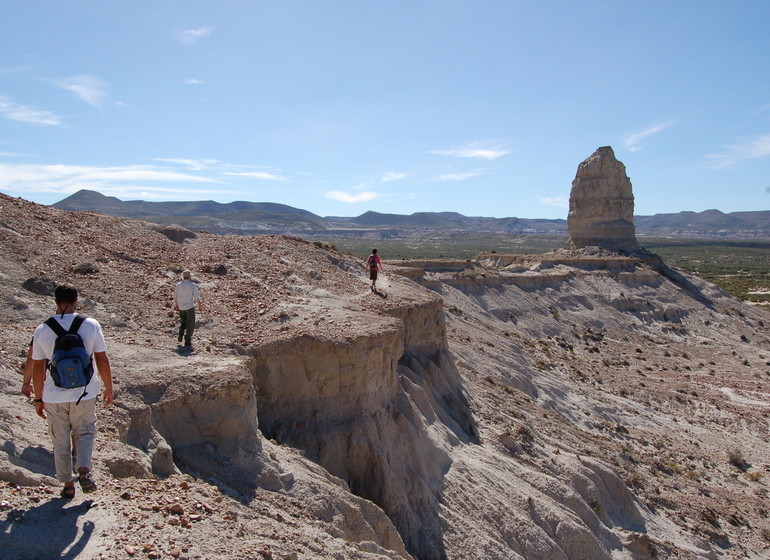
left=44, top=317, right=67, bottom=337
left=76, top=387, right=89, bottom=405
left=68, top=314, right=87, bottom=334
left=73, top=314, right=91, bottom=405
left=44, top=318, right=64, bottom=374
left=45, top=315, right=87, bottom=335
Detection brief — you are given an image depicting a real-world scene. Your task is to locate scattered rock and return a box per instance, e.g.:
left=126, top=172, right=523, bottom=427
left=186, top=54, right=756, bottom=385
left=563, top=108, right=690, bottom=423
left=151, top=224, right=197, bottom=244
left=73, top=261, right=100, bottom=274
left=22, top=275, right=57, bottom=295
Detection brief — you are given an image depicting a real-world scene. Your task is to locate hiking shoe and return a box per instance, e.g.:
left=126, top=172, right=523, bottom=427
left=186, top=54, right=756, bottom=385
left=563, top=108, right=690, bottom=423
left=177, top=332, right=183, bottom=343
left=78, top=472, right=97, bottom=493
left=61, top=484, right=76, bottom=499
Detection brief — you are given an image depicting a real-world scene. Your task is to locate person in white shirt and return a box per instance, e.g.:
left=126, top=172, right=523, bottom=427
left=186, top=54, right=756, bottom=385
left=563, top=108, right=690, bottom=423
left=174, top=270, right=202, bottom=347
left=31, top=283, right=113, bottom=499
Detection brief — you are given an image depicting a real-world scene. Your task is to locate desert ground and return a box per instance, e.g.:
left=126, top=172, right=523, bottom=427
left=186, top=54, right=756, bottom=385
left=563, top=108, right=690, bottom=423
left=1, top=192, right=769, bottom=560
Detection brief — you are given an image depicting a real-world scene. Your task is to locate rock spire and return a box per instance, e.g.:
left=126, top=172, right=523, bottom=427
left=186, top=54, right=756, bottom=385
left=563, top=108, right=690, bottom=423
left=566, top=146, right=639, bottom=252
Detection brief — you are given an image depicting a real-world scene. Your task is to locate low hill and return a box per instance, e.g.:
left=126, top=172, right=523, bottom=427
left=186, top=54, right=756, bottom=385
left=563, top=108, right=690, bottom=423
left=52, top=189, right=330, bottom=233
left=2, top=192, right=770, bottom=559
left=635, top=209, right=770, bottom=235
left=52, top=189, right=770, bottom=238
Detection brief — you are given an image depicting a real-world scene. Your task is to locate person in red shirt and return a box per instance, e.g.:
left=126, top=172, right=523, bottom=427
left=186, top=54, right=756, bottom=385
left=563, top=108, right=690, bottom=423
left=366, top=249, right=383, bottom=292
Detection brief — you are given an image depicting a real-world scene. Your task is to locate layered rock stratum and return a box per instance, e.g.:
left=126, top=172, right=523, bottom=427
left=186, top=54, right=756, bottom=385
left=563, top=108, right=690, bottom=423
left=1, top=192, right=769, bottom=559
left=567, top=146, right=640, bottom=252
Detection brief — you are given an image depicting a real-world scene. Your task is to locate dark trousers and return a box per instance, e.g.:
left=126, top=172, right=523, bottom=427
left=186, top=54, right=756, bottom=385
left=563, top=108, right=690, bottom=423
left=178, top=308, right=196, bottom=344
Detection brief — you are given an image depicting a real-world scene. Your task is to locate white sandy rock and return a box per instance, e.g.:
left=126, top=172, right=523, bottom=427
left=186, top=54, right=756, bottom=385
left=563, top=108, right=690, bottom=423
left=567, top=146, right=640, bottom=253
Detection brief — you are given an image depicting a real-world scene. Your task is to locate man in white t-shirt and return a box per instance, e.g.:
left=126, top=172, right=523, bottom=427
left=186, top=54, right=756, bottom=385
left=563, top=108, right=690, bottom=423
left=174, top=270, right=202, bottom=347
left=31, top=283, right=113, bottom=499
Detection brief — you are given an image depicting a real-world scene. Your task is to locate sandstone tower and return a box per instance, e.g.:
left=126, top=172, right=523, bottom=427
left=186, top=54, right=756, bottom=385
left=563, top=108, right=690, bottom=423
left=566, top=146, right=639, bottom=252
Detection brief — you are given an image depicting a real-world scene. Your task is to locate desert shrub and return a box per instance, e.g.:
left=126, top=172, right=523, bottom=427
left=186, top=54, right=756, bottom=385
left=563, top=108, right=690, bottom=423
left=702, top=509, right=720, bottom=528
left=516, top=424, right=535, bottom=455
left=312, top=241, right=338, bottom=251
left=625, top=471, right=643, bottom=489
left=645, top=239, right=770, bottom=301
left=728, top=449, right=749, bottom=471
left=686, top=470, right=701, bottom=481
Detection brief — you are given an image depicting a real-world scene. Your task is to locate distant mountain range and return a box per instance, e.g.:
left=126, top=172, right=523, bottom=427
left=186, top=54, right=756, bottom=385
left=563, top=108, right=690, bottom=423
left=52, top=189, right=770, bottom=239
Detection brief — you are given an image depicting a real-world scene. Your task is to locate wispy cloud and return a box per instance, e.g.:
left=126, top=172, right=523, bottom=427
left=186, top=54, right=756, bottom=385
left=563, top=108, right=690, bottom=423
left=0, top=94, right=62, bottom=126
left=381, top=172, right=406, bottom=183
left=0, top=162, right=221, bottom=201
left=52, top=75, right=108, bottom=108
left=325, top=173, right=405, bottom=203
left=156, top=158, right=288, bottom=180
left=325, top=189, right=380, bottom=203
left=120, top=186, right=244, bottom=200
left=183, top=78, right=204, bottom=85
left=540, top=196, right=569, bottom=208
left=436, top=170, right=483, bottom=181
left=706, top=134, right=770, bottom=168
left=2, top=163, right=217, bottom=184
left=154, top=158, right=222, bottom=170
left=224, top=171, right=287, bottom=181
left=622, top=121, right=675, bottom=152
left=177, top=26, right=213, bottom=45
left=430, top=142, right=509, bottom=161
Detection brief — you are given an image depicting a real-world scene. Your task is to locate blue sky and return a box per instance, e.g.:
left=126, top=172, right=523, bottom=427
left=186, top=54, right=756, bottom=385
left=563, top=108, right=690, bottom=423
left=1, top=1, right=769, bottom=219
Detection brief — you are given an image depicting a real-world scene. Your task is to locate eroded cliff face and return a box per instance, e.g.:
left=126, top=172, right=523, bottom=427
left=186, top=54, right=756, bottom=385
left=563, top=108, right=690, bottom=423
left=96, top=342, right=416, bottom=558
left=247, top=253, right=719, bottom=560
left=252, top=294, right=477, bottom=559
left=400, top=254, right=770, bottom=559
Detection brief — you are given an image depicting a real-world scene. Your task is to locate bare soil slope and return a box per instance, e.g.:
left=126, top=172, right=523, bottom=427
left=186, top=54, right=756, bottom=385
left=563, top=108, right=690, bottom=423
left=1, top=193, right=769, bottom=560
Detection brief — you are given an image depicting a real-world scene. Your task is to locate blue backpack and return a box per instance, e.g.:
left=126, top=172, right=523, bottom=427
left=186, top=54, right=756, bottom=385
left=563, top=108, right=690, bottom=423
left=45, top=315, right=94, bottom=404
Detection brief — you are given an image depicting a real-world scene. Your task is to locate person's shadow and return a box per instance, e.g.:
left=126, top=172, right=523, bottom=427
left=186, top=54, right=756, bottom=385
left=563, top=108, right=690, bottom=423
left=0, top=498, right=95, bottom=559
left=174, top=344, right=194, bottom=356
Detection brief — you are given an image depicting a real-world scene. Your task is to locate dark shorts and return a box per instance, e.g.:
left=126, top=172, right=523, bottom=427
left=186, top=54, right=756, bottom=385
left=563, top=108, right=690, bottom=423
left=369, top=269, right=378, bottom=281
